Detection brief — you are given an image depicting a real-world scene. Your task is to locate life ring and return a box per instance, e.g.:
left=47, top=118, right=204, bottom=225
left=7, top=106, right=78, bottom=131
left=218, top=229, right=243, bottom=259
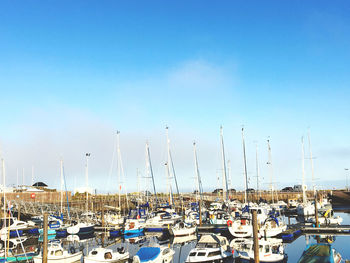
left=227, top=220, right=233, bottom=227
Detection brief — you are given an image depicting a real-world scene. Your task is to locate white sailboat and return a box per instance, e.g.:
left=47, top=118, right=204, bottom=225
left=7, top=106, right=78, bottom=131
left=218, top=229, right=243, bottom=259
left=67, top=153, right=94, bottom=235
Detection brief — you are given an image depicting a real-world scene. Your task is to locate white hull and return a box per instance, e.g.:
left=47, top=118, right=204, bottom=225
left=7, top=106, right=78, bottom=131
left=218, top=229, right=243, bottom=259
left=33, top=251, right=82, bottom=263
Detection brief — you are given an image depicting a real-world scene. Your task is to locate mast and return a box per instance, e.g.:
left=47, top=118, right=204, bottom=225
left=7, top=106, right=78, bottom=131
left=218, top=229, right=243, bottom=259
left=2, top=159, right=7, bottom=257
left=308, top=130, right=316, bottom=194
left=166, top=127, right=180, bottom=197
left=16, top=168, right=19, bottom=188
left=255, top=143, right=260, bottom=200
left=85, top=153, right=90, bottom=212
left=31, top=166, right=34, bottom=186
left=117, top=131, right=121, bottom=209
left=146, top=142, right=158, bottom=206
left=227, top=160, right=231, bottom=197
left=301, top=137, right=307, bottom=204
left=220, top=126, right=229, bottom=202
left=242, top=127, right=249, bottom=203
left=60, top=159, right=63, bottom=215
left=117, top=131, right=129, bottom=212
left=193, top=142, right=203, bottom=203
left=165, top=162, right=172, bottom=205
left=267, top=139, right=274, bottom=203
left=22, top=168, right=24, bottom=187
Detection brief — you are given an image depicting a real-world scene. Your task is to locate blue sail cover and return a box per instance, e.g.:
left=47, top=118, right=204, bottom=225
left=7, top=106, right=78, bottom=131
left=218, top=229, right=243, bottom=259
left=297, top=244, right=334, bottom=263
left=136, top=247, right=161, bottom=262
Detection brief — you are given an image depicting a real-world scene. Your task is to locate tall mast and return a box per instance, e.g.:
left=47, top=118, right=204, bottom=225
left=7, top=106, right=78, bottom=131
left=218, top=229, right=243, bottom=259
left=267, top=139, right=274, bottom=203
left=85, top=153, right=90, bottom=212
left=227, top=160, right=231, bottom=196
left=146, top=142, right=158, bottom=206
left=22, top=168, right=24, bottom=186
left=117, top=131, right=129, bottom=211
left=193, top=142, right=203, bottom=203
left=220, top=126, right=229, bottom=202
left=242, top=127, right=249, bottom=203
left=255, top=143, right=260, bottom=200
left=308, top=130, right=315, bottom=194
left=301, top=137, right=307, bottom=204
left=117, top=131, right=121, bottom=209
left=165, top=162, right=173, bottom=205
left=60, top=159, right=63, bottom=215
left=2, top=159, right=7, bottom=257
left=31, top=166, right=34, bottom=186
left=16, top=168, right=19, bottom=188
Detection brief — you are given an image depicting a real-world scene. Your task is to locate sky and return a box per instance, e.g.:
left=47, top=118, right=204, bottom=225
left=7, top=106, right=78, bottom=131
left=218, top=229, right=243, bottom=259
left=0, top=0, right=350, bottom=193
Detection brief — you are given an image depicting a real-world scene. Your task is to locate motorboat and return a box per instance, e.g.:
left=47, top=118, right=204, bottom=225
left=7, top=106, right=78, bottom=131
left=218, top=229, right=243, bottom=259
left=259, top=216, right=287, bottom=237
left=185, top=234, right=232, bottom=263
left=84, top=247, right=129, bottom=263
left=33, top=240, right=82, bottom=263
left=297, top=243, right=342, bottom=263
left=233, top=238, right=286, bottom=262
left=133, top=246, right=175, bottom=263
left=169, top=221, right=196, bottom=237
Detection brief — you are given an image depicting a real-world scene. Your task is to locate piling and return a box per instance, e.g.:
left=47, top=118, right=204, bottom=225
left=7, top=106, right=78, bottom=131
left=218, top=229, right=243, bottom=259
left=101, top=207, right=105, bottom=228
left=43, top=212, right=48, bottom=263
left=252, top=210, right=259, bottom=263
left=17, top=205, right=21, bottom=220
left=314, top=191, right=319, bottom=228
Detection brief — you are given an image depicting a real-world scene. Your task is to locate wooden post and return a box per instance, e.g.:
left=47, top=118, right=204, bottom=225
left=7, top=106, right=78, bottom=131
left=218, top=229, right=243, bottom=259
left=314, top=191, right=319, bottom=228
left=17, top=204, right=21, bottom=220
left=252, top=210, right=260, bottom=263
left=101, top=207, right=105, bottom=228
left=43, top=212, right=48, bottom=263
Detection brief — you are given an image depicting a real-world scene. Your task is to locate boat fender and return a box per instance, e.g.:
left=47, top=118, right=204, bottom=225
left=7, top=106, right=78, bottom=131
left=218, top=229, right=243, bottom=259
left=227, top=220, right=233, bottom=227
left=69, top=246, right=76, bottom=254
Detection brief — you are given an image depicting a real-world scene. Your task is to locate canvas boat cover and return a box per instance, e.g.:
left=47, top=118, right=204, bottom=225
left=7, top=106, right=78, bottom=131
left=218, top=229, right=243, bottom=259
left=297, top=244, right=334, bottom=263
left=198, top=234, right=226, bottom=244
left=136, top=247, right=161, bottom=262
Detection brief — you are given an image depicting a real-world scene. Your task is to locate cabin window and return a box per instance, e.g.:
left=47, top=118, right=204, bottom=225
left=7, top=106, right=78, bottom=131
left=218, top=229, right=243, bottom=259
left=265, top=246, right=269, bottom=253
left=189, top=252, right=196, bottom=256
left=104, top=252, right=112, bottom=259
left=208, top=251, right=221, bottom=257
left=91, top=251, right=98, bottom=255
left=55, top=250, right=63, bottom=256
left=197, top=252, right=206, bottom=257
left=50, top=251, right=54, bottom=255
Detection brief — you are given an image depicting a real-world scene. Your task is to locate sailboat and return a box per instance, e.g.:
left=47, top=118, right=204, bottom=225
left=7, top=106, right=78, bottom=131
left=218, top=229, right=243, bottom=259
left=67, top=153, right=95, bottom=235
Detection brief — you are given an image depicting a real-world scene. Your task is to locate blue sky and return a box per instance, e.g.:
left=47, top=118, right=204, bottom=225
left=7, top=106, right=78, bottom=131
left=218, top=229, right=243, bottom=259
left=0, top=1, right=350, bottom=192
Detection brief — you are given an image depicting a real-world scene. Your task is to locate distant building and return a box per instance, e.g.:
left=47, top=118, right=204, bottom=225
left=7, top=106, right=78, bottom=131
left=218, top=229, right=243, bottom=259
left=74, top=186, right=95, bottom=195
